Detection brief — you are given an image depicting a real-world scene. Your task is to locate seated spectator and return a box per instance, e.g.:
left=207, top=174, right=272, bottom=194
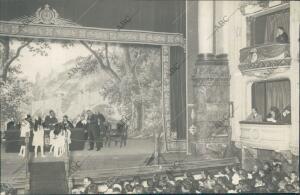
left=272, top=163, right=287, bottom=180
left=275, top=26, right=289, bottom=43
left=224, top=166, right=233, bottom=182
left=112, top=184, right=122, bottom=194
left=254, top=177, right=266, bottom=192
left=98, top=184, right=109, bottom=194
left=246, top=107, right=263, bottom=122
left=133, top=184, right=144, bottom=194
left=278, top=180, right=288, bottom=192
left=231, top=167, right=241, bottom=185
left=280, top=105, right=291, bottom=123
left=83, top=177, right=97, bottom=194
left=289, top=171, right=299, bottom=184
left=251, top=165, right=259, bottom=180
left=181, top=179, right=193, bottom=193
left=123, top=183, right=133, bottom=194
left=266, top=106, right=280, bottom=123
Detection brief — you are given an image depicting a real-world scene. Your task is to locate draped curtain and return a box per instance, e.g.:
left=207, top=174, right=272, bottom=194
left=170, top=46, right=186, bottom=139
left=266, top=80, right=290, bottom=114
left=169, top=0, right=186, bottom=140
left=264, top=10, right=290, bottom=43
left=252, top=82, right=266, bottom=117
left=252, top=80, right=290, bottom=119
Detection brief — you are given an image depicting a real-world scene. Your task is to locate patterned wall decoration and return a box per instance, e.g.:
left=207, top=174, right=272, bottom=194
left=161, top=45, right=172, bottom=151
left=239, top=44, right=291, bottom=78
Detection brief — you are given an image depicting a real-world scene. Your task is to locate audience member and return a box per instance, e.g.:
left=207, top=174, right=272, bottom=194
left=246, top=107, right=263, bottom=122
left=266, top=106, right=280, bottom=123
left=70, top=159, right=299, bottom=194
left=280, top=105, right=291, bottom=123
left=275, top=26, right=289, bottom=43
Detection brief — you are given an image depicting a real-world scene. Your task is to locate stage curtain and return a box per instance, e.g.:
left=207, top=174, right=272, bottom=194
left=264, top=10, right=290, bottom=43
left=252, top=82, right=266, bottom=118
left=170, top=46, right=186, bottom=140
left=266, top=80, right=290, bottom=113
left=169, top=0, right=186, bottom=140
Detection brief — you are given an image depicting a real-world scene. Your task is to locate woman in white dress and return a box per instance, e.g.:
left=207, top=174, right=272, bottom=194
left=57, top=129, right=65, bottom=157
left=32, top=117, right=45, bottom=158
left=49, top=129, right=56, bottom=154
left=52, top=127, right=63, bottom=157
left=18, top=115, right=31, bottom=158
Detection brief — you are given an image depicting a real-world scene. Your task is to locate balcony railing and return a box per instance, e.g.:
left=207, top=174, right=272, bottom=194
left=239, top=43, right=291, bottom=77
left=239, top=121, right=291, bottom=151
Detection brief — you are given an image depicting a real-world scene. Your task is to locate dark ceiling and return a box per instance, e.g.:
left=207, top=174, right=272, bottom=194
left=0, top=0, right=186, bottom=35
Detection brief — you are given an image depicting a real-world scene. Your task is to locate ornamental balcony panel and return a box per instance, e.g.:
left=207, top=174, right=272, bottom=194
left=239, top=121, right=290, bottom=151
left=238, top=43, right=291, bottom=78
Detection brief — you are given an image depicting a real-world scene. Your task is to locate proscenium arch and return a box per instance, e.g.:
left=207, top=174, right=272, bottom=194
left=0, top=4, right=186, bottom=153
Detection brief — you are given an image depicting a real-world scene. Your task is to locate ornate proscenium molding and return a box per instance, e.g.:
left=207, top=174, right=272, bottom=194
left=12, top=4, right=78, bottom=26
left=238, top=44, right=291, bottom=78
left=0, top=4, right=185, bottom=48
left=161, top=46, right=172, bottom=150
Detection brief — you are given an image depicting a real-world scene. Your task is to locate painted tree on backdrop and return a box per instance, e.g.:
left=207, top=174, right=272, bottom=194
left=70, top=42, right=162, bottom=134
left=0, top=37, right=51, bottom=129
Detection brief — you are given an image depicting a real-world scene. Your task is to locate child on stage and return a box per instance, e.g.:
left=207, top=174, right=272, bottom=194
left=32, top=117, right=46, bottom=158
left=18, top=115, right=31, bottom=158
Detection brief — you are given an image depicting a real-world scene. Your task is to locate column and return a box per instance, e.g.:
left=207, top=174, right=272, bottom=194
left=190, top=0, right=231, bottom=158
left=215, top=1, right=232, bottom=55
left=198, top=0, right=214, bottom=54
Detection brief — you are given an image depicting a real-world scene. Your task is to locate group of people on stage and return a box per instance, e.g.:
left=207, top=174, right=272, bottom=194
left=246, top=105, right=291, bottom=124
left=16, top=111, right=73, bottom=158
left=6, top=109, right=116, bottom=158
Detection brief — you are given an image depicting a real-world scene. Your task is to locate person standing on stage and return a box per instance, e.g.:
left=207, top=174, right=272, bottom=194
left=76, top=114, right=88, bottom=140
left=18, top=114, right=31, bottom=158
left=62, top=115, right=74, bottom=129
left=86, top=110, right=101, bottom=151
left=32, top=117, right=45, bottom=158
left=6, top=117, right=20, bottom=131
left=97, top=115, right=105, bottom=149
left=43, top=110, right=58, bottom=130
left=61, top=118, right=72, bottom=154
left=45, top=110, right=58, bottom=153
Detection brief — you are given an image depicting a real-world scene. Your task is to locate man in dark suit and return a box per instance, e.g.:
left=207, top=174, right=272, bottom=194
left=43, top=110, right=58, bottom=130
left=86, top=110, right=101, bottom=151
left=276, top=27, right=289, bottom=43
left=6, top=117, right=20, bottom=131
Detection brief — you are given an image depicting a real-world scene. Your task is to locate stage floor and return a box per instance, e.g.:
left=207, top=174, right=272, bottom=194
left=1, top=138, right=154, bottom=184
left=1, top=137, right=239, bottom=190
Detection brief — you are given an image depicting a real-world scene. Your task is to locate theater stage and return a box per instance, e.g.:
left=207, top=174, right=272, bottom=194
left=1, top=138, right=153, bottom=184
left=1, top=137, right=239, bottom=189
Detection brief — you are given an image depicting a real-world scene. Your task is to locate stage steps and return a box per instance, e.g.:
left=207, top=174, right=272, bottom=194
left=29, top=161, right=68, bottom=194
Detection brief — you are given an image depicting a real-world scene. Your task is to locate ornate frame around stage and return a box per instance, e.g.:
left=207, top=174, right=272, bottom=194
left=0, top=4, right=185, bottom=152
